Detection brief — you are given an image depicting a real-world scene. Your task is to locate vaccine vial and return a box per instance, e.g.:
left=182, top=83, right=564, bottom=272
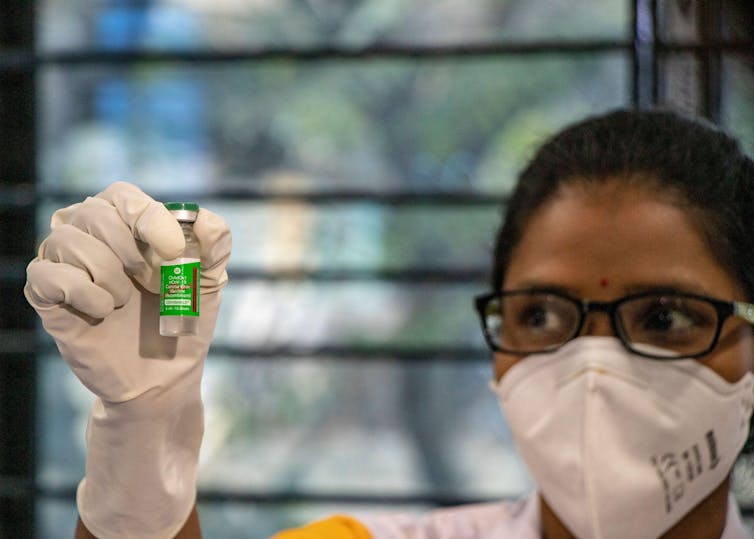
left=160, top=202, right=201, bottom=336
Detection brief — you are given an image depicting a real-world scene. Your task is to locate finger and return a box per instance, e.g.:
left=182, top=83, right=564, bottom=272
left=193, top=208, right=232, bottom=267
left=26, top=259, right=116, bottom=319
left=94, top=181, right=184, bottom=260
left=192, top=208, right=232, bottom=288
left=50, top=201, right=84, bottom=226
left=39, top=224, right=133, bottom=307
left=52, top=196, right=152, bottom=276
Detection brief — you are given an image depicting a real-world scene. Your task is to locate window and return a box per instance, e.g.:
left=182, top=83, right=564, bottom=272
left=1, top=1, right=752, bottom=537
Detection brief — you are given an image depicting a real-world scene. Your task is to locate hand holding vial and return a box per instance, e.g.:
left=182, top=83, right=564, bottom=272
left=24, top=181, right=231, bottom=538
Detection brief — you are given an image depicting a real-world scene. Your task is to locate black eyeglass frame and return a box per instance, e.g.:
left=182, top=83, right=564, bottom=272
left=473, top=289, right=754, bottom=360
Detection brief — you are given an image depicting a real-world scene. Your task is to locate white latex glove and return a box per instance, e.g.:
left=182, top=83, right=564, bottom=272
left=25, top=181, right=231, bottom=539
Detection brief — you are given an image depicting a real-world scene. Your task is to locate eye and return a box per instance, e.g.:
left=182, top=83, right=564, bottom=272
left=517, top=302, right=566, bottom=332
left=625, top=296, right=716, bottom=338
left=497, top=293, right=580, bottom=350
left=520, top=305, right=550, bottom=327
left=641, top=305, right=696, bottom=332
left=617, top=294, right=721, bottom=355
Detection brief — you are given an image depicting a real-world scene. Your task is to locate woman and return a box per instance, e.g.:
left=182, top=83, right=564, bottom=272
left=25, top=109, right=754, bottom=538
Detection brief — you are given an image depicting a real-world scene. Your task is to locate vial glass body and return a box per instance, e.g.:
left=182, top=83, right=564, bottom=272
left=160, top=206, right=201, bottom=336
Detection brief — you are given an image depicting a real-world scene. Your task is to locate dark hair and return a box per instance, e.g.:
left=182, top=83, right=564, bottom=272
left=492, top=108, right=754, bottom=300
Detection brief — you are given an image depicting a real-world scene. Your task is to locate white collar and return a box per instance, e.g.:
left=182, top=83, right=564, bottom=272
left=519, top=492, right=752, bottom=538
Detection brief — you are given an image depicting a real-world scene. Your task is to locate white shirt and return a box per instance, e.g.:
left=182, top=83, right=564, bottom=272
left=360, top=492, right=753, bottom=539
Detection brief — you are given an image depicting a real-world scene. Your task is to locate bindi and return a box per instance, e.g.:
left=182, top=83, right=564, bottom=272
left=599, top=277, right=609, bottom=288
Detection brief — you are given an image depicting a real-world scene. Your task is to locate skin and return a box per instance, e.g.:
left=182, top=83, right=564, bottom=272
left=75, top=506, right=201, bottom=538
left=497, top=178, right=754, bottom=539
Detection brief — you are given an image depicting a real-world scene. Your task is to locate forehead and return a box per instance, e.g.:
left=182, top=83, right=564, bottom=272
left=502, top=180, right=743, bottom=299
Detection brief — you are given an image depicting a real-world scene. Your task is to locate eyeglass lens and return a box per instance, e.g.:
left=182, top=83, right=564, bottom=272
left=484, top=292, right=720, bottom=357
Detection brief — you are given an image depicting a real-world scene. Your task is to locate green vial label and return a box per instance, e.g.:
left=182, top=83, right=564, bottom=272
left=160, top=260, right=200, bottom=316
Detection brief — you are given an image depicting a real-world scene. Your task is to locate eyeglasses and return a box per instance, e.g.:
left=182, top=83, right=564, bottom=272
left=474, top=289, right=754, bottom=360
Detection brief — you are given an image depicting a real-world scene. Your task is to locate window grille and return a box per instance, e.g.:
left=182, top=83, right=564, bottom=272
left=1, top=1, right=753, bottom=536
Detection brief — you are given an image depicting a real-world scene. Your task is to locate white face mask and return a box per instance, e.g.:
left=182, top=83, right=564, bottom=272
left=491, top=337, right=754, bottom=539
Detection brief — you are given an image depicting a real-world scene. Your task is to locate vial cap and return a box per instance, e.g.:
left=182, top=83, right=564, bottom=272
left=165, top=201, right=199, bottom=222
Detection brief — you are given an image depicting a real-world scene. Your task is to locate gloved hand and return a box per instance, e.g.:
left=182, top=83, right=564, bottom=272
left=25, top=181, right=231, bottom=539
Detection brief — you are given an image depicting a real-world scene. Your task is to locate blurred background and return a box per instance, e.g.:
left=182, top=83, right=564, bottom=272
left=1, top=1, right=753, bottom=537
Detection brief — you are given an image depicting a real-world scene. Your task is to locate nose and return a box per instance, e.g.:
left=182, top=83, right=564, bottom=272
left=579, top=310, right=614, bottom=338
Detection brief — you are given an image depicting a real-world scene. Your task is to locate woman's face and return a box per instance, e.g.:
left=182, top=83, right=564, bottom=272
left=495, top=179, right=754, bottom=382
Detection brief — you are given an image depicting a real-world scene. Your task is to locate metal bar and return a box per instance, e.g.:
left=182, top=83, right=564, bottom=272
left=35, top=485, right=754, bottom=519
left=654, top=40, right=754, bottom=53
left=0, top=260, right=496, bottom=284
left=0, top=0, right=36, bottom=535
left=698, top=0, right=723, bottom=122
left=28, top=483, right=754, bottom=514
left=198, top=490, right=496, bottom=507
left=632, top=0, right=656, bottom=108
left=32, top=483, right=504, bottom=507
left=3, top=40, right=751, bottom=73
left=654, top=1, right=701, bottom=115
left=1, top=40, right=634, bottom=71
left=206, top=345, right=490, bottom=362
left=227, top=268, right=489, bottom=283
left=650, top=0, right=660, bottom=104
left=35, top=342, right=490, bottom=362
left=3, top=186, right=510, bottom=208
left=631, top=0, right=640, bottom=106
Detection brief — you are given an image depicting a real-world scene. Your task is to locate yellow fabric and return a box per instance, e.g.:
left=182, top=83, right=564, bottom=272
left=272, top=515, right=372, bottom=539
